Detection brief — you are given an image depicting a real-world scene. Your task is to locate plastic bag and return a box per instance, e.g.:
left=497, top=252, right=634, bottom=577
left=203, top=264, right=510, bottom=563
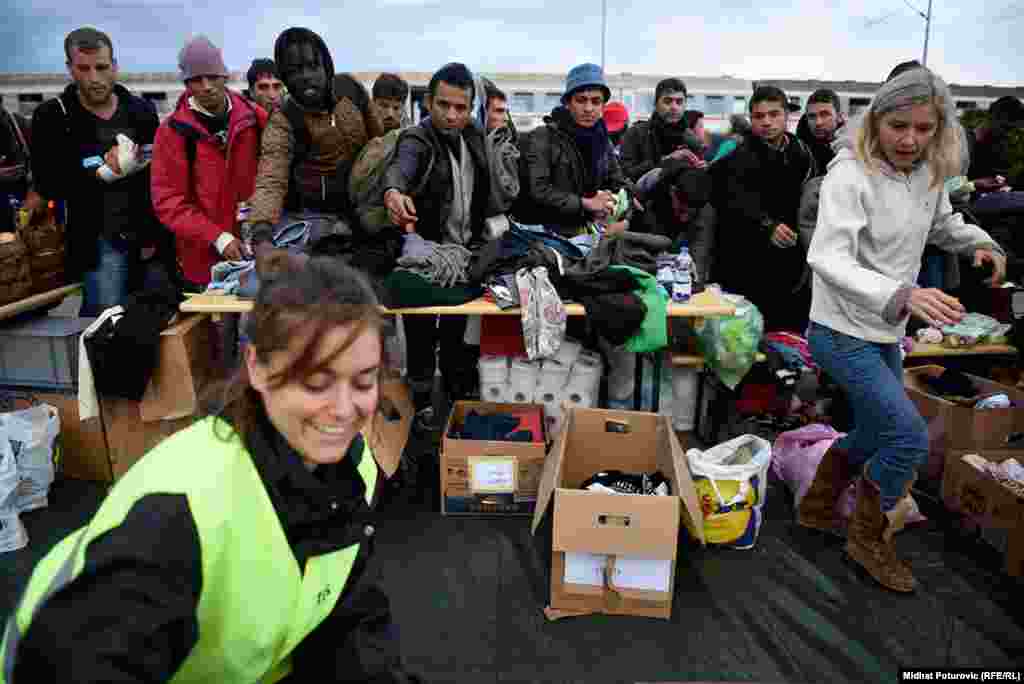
left=687, top=434, right=772, bottom=549
left=0, top=431, right=27, bottom=553
left=517, top=266, right=566, bottom=360
left=3, top=404, right=60, bottom=513
left=771, top=424, right=927, bottom=527
left=694, top=293, right=763, bottom=390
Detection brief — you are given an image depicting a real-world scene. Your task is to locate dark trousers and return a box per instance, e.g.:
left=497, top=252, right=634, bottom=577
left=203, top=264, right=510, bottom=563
left=403, top=314, right=471, bottom=408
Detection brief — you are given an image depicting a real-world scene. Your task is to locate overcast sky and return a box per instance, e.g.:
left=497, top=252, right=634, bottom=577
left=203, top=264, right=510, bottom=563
left=2, top=0, right=1021, bottom=86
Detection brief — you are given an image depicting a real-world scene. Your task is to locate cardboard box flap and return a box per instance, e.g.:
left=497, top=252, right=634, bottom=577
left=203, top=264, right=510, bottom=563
left=531, top=406, right=572, bottom=534
left=364, top=376, right=413, bottom=478
left=661, top=419, right=706, bottom=545
left=552, top=489, right=680, bottom=557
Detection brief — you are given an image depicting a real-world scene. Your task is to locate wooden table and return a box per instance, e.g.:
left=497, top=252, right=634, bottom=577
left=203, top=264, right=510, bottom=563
left=180, top=289, right=736, bottom=318
left=0, top=283, right=81, bottom=323
left=906, top=342, right=1018, bottom=358
left=182, top=289, right=736, bottom=413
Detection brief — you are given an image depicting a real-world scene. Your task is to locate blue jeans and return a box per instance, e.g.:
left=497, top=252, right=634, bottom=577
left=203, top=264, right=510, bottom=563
left=80, top=238, right=173, bottom=317
left=917, top=246, right=947, bottom=289
left=807, top=322, right=928, bottom=512
left=80, top=238, right=132, bottom=317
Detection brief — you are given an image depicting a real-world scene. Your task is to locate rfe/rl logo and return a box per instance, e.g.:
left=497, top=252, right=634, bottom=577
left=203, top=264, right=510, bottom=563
left=316, top=586, right=332, bottom=605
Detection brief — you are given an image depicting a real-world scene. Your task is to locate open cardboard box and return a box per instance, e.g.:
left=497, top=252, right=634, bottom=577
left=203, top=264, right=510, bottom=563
left=903, top=365, right=1024, bottom=481
left=442, top=401, right=547, bottom=516
left=941, top=449, right=1024, bottom=577
left=530, top=406, right=705, bottom=620
left=139, top=314, right=217, bottom=422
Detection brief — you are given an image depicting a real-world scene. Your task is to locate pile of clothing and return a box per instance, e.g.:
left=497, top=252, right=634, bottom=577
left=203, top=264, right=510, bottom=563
left=472, top=225, right=673, bottom=355
left=580, top=470, right=671, bottom=496
left=913, top=313, right=1013, bottom=349
left=448, top=409, right=543, bottom=443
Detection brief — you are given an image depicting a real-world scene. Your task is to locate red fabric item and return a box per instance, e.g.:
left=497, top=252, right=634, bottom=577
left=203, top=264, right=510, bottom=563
left=151, top=90, right=268, bottom=285
left=507, top=406, right=544, bottom=443
left=480, top=315, right=526, bottom=357
left=603, top=101, right=630, bottom=133
left=735, top=383, right=778, bottom=415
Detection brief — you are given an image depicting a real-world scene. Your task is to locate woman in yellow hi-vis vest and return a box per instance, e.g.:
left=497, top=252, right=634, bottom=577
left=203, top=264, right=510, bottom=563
left=1, top=255, right=422, bottom=683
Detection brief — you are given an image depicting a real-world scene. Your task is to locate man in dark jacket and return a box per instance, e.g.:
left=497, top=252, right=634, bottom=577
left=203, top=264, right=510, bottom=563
left=619, top=77, right=704, bottom=183
left=382, top=63, right=491, bottom=429
left=26, top=26, right=168, bottom=315
left=711, top=85, right=816, bottom=332
left=796, top=88, right=842, bottom=175
left=513, top=62, right=630, bottom=237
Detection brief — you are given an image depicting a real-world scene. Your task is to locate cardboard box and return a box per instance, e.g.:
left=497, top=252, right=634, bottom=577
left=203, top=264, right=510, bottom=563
left=904, top=365, right=1024, bottom=480
left=101, top=397, right=197, bottom=480
left=530, top=407, right=705, bottom=620
left=941, top=450, right=1024, bottom=577
left=139, top=314, right=216, bottom=422
left=442, top=401, right=548, bottom=516
left=363, top=375, right=412, bottom=479
left=17, top=391, right=111, bottom=482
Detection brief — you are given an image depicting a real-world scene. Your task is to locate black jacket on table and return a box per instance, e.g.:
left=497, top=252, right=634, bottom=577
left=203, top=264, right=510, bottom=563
left=512, top=109, right=629, bottom=237
left=12, top=409, right=418, bottom=683
left=709, top=132, right=816, bottom=331
left=29, top=83, right=163, bottom=277
left=381, top=117, right=490, bottom=247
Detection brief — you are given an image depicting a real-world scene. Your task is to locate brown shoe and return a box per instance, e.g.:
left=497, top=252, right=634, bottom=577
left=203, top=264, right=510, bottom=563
left=796, top=443, right=854, bottom=536
left=844, top=473, right=917, bottom=593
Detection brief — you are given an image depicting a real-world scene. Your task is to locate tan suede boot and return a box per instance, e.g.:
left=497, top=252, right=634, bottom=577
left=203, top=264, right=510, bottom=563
left=796, top=444, right=854, bottom=536
left=844, top=472, right=917, bottom=593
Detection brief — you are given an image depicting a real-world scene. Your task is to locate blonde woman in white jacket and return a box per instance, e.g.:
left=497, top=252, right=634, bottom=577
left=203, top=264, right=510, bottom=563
left=800, top=68, right=1006, bottom=593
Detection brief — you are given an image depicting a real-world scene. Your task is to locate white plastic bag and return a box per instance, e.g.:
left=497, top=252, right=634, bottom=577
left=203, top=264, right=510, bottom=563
left=0, top=433, right=27, bottom=553
left=687, top=435, right=772, bottom=549
left=3, top=404, right=60, bottom=513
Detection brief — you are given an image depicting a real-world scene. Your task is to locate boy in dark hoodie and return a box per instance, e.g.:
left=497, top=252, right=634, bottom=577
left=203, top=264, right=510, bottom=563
left=796, top=88, right=842, bottom=176
left=619, top=77, right=704, bottom=183
left=711, top=85, right=816, bottom=333
left=248, top=27, right=382, bottom=259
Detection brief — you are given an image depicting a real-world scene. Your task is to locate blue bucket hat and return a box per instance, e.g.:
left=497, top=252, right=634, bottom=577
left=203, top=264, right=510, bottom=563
left=563, top=63, right=611, bottom=104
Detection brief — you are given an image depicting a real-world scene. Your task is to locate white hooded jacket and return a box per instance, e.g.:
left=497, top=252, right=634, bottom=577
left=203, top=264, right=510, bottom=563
left=807, top=146, right=1001, bottom=343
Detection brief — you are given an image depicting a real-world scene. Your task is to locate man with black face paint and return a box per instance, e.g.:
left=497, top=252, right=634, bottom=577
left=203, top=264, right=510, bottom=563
left=379, top=62, right=491, bottom=433
left=247, top=27, right=382, bottom=260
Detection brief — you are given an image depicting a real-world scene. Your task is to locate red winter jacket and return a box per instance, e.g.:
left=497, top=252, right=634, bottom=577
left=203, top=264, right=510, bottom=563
left=151, top=90, right=268, bottom=286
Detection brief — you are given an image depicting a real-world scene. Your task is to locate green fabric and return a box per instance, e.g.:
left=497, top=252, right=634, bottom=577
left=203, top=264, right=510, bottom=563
left=610, top=264, right=668, bottom=352
left=710, top=138, right=739, bottom=164
left=382, top=269, right=483, bottom=308
left=2, top=418, right=377, bottom=684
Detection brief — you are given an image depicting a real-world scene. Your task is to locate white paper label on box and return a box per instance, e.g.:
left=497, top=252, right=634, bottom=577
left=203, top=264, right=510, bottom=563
left=468, top=456, right=516, bottom=493
left=612, top=557, right=672, bottom=593
left=564, top=552, right=606, bottom=586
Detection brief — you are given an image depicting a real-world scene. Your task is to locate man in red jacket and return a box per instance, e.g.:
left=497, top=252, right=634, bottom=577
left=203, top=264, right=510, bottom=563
left=151, top=35, right=267, bottom=288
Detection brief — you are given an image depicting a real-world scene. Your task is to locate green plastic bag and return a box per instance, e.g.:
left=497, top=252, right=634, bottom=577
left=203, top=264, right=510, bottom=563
left=694, top=293, right=764, bottom=390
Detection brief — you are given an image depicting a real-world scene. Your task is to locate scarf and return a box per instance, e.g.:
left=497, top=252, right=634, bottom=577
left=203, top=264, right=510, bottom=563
left=552, top=106, right=609, bottom=195
left=650, top=110, right=691, bottom=157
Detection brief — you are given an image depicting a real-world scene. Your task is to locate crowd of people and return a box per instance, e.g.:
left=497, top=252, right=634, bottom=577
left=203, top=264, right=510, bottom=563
left=0, top=22, right=1022, bottom=682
